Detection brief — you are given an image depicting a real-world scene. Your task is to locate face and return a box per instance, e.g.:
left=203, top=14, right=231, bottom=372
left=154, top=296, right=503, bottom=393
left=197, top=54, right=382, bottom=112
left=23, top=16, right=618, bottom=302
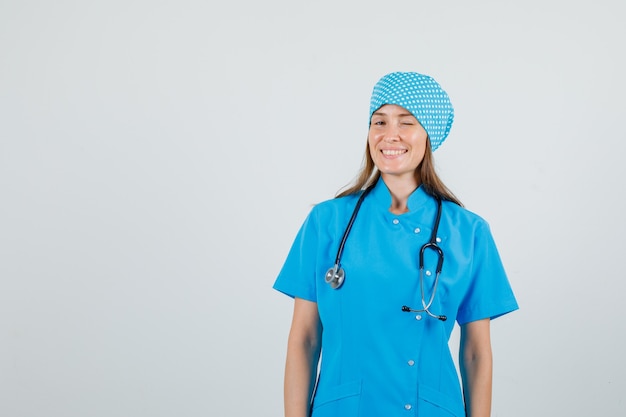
left=368, top=104, right=428, bottom=184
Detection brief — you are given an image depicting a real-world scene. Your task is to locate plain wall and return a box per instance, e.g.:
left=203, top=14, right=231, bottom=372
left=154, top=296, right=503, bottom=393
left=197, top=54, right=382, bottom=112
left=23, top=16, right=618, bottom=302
left=1, top=0, right=625, bottom=416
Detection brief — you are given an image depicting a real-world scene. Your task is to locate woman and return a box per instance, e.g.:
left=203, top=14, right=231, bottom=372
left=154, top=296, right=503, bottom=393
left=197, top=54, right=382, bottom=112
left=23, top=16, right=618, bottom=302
left=273, top=72, right=518, bottom=417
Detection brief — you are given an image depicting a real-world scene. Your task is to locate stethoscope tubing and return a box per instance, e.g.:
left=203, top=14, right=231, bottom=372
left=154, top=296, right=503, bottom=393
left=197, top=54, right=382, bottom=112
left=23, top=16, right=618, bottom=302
left=326, top=185, right=446, bottom=321
left=331, top=185, right=374, bottom=267
left=325, top=185, right=374, bottom=289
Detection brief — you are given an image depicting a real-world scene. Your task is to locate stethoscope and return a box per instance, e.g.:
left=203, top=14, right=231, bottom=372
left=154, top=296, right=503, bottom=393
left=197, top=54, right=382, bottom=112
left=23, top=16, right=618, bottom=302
left=325, top=185, right=447, bottom=321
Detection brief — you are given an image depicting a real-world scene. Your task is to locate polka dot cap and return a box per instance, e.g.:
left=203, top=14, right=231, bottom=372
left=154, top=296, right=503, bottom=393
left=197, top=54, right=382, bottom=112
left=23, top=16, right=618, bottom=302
left=369, top=72, right=454, bottom=151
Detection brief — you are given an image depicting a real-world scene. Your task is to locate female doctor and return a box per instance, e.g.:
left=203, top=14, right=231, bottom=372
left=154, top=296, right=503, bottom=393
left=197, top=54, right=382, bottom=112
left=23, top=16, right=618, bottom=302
left=273, top=72, right=518, bottom=417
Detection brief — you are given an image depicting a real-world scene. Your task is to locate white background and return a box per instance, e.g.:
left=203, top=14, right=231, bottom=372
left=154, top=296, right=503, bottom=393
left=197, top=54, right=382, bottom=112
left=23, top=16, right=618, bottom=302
left=1, top=1, right=625, bottom=416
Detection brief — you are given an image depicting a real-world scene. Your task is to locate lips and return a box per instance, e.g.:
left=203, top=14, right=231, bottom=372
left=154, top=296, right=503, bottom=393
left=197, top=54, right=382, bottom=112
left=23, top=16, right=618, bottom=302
left=381, top=149, right=407, bottom=156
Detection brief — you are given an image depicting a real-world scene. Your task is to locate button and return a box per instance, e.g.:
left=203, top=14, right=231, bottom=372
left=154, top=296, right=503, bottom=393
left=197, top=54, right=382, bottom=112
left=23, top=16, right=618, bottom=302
left=425, top=270, right=432, bottom=276
left=393, top=219, right=399, bottom=225
left=404, top=404, right=412, bottom=410
left=436, top=237, right=442, bottom=243
left=407, top=360, right=415, bottom=366
left=414, top=227, right=421, bottom=233
left=415, top=315, right=422, bottom=320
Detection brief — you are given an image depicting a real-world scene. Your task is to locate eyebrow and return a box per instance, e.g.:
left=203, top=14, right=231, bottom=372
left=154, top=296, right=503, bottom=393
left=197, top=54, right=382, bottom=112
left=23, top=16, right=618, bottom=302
left=372, top=111, right=414, bottom=117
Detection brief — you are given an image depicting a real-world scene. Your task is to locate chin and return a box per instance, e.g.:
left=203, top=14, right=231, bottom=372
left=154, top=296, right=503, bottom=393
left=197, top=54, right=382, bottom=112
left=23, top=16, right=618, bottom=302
left=380, top=170, right=415, bottom=178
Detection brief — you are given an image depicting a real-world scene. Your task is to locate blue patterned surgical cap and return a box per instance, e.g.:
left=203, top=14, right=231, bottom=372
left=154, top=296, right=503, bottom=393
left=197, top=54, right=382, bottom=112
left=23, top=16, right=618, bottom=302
left=369, top=72, right=454, bottom=151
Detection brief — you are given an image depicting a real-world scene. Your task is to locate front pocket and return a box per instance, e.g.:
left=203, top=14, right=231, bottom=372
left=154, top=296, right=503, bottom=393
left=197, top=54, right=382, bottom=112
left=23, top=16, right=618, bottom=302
left=417, top=384, right=465, bottom=417
left=312, top=380, right=361, bottom=417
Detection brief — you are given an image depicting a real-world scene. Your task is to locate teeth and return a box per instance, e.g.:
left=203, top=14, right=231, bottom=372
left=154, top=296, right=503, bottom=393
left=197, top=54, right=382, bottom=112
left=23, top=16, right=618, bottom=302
left=382, top=149, right=406, bottom=156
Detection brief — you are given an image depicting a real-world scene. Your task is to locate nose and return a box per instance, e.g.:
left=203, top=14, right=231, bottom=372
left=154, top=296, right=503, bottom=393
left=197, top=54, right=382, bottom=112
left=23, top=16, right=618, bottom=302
left=383, top=126, right=400, bottom=142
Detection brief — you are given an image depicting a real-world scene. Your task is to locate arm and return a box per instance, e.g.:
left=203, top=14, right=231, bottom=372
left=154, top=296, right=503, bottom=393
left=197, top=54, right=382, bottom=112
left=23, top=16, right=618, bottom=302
left=284, top=297, right=322, bottom=417
left=459, top=318, right=492, bottom=417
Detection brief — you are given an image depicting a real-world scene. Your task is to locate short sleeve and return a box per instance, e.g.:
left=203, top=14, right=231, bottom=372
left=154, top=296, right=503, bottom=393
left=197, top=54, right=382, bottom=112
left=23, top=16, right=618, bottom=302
left=457, top=221, right=519, bottom=325
left=273, top=209, right=320, bottom=302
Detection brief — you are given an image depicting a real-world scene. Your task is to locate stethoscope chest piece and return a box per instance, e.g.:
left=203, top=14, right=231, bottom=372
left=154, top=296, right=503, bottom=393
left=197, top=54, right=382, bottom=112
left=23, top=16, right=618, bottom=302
left=325, top=266, right=345, bottom=289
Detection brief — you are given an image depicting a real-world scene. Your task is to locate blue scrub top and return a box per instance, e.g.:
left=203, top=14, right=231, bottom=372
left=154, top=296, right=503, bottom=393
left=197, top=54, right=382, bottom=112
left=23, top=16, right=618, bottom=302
left=274, top=178, right=518, bottom=417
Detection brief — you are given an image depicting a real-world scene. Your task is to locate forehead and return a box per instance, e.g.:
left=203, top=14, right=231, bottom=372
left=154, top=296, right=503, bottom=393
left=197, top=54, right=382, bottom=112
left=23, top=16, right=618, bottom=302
left=372, top=104, right=414, bottom=117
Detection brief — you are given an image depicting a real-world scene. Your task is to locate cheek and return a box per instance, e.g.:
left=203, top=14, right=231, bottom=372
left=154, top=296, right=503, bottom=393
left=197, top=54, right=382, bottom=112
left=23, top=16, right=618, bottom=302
left=367, top=134, right=377, bottom=154
left=414, top=134, right=428, bottom=151
left=367, top=133, right=376, bottom=151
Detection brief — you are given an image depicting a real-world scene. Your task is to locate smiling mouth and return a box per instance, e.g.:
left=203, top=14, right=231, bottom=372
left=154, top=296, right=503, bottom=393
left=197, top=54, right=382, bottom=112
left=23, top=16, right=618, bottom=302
left=382, top=149, right=407, bottom=156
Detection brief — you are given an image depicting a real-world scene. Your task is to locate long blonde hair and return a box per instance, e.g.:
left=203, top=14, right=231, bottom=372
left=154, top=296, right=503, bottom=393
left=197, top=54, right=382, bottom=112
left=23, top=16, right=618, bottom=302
left=336, top=137, right=463, bottom=207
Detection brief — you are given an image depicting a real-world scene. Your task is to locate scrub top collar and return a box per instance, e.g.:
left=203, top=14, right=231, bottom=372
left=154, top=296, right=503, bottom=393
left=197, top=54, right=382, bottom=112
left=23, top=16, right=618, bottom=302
left=370, top=176, right=434, bottom=216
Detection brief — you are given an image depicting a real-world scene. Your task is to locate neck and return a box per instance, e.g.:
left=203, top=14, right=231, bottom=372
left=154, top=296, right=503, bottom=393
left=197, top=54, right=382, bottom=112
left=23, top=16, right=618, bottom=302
left=382, top=173, right=420, bottom=214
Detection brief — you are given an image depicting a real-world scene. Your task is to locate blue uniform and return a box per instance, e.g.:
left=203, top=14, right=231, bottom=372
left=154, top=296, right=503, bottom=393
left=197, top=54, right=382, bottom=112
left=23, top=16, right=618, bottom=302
left=274, top=178, right=518, bottom=417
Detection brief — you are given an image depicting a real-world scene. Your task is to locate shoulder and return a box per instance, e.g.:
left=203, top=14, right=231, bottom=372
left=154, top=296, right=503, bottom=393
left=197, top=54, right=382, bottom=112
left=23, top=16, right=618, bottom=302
left=441, top=200, right=492, bottom=233
left=310, top=193, right=361, bottom=218
left=293, top=193, right=362, bottom=236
